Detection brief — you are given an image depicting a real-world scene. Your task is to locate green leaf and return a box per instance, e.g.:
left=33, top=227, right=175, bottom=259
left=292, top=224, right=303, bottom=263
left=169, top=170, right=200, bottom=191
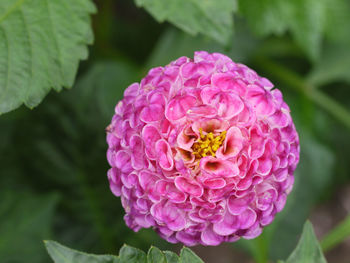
left=45, top=240, right=119, bottom=263
left=323, top=0, right=350, bottom=43
left=134, top=0, right=236, bottom=45
left=238, top=0, right=326, bottom=61
left=147, top=246, right=166, bottom=263
left=284, top=221, right=327, bottom=263
left=0, top=191, right=59, bottom=263
left=0, top=0, right=96, bottom=114
left=288, top=0, right=326, bottom=62
left=179, top=247, right=204, bottom=263
left=237, top=0, right=291, bottom=36
left=308, top=43, right=350, bottom=86
left=119, top=245, right=147, bottom=263
left=163, top=251, right=180, bottom=263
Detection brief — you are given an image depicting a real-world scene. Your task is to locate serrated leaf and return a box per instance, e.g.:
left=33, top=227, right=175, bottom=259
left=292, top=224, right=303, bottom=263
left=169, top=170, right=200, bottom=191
left=134, top=0, right=235, bottom=45
left=119, top=245, right=147, bottom=263
left=45, top=240, right=119, bottom=263
left=147, top=246, right=166, bottom=263
left=163, top=251, right=180, bottom=263
left=0, top=0, right=96, bottom=114
left=45, top=242, right=202, bottom=263
left=0, top=191, right=59, bottom=263
left=179, top=247, right=204, bottom=263
left=284, top=221, right=327, bottom=263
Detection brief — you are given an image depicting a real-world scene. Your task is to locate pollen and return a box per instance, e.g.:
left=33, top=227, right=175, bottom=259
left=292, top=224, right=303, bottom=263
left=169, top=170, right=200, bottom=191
left=192, top=128, right=226, bottom=159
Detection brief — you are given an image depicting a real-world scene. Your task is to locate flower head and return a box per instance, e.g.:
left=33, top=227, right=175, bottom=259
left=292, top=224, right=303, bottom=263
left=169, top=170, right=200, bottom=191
left=106, top=51, right=300, bottom=246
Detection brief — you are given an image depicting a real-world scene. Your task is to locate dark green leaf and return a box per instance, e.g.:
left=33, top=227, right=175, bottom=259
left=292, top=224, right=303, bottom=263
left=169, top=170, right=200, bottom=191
left=284, top=221, right=327, bottom=263
left=45, top=240, right=119, bottom=263
left=179, top=247, right=204, bottom=263
left=0, top=0, right=96, bottom=114
left=0, top=191, right=59, bottom=262
left=134, top=0, right=236, bottom=44
left=119, top=245, right=147, bottom=263
left=147, top=246, right=166, bottom=263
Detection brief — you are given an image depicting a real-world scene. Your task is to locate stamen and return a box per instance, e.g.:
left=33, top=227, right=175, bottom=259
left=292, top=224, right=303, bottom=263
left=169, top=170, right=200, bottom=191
left=192, top=129, right=226, bottom=159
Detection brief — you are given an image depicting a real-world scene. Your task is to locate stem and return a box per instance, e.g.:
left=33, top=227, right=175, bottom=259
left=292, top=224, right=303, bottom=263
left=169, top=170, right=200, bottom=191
left=253, top=57, right=350, bottom=131
left=247, top=235, right=269, bottom=263
left=321, top=214, right=350, bottom=252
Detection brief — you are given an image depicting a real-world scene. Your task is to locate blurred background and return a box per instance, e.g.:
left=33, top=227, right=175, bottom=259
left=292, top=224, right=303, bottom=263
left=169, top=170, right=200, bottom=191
left=1, top=0, right=350, bottom=262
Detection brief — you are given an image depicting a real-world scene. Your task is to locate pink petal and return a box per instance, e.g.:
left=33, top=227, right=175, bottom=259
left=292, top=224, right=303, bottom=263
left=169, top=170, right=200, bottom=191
left=175, top=177, right=204, bottom=197
left=246, top=85, right=275, bottom=116
left=129, top=135, right=145, bottom=170
left=238, top=207, right=257, bottom=229
left=115, top=150, right=133, bottom=173
left=142, top=124, right=161, bottom=160
left=201, top=226, right=223, bottom=245
left=186, top=105, right=217, bottom=120
left=203, top=178, right=227, bottom=189
left=217, top=127, right=244, bottom=159
left=213, top=211, right=239, bottom=236
left=165, top=95, right=197, bottom=122
left=200, top=157, right=239, bottom=177
left=201, top=87, right=244, bottom=119
left=108, top=168, right=122, bottom=196
left=140, top=104, right=164, bottom=123
left=211, top=72, right=246, bottom=96
left=155, top=139, right=174, bottom=171
left=227, top=193, right=254, bottom=215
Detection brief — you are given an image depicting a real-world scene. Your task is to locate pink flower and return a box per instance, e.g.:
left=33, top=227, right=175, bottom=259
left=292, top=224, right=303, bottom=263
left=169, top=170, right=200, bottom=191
left=106, top=51, right=300, bottom=246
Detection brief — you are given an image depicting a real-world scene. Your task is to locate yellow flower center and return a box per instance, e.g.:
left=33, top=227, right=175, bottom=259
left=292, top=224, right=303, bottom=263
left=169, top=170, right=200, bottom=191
left=192, top=128, right=227, bottom=159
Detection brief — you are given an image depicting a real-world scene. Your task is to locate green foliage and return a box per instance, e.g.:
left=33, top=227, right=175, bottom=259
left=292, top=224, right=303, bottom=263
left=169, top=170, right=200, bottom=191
left=282, top=221, right=327, bottom=263
left=179, top=247, right=204, bottom=263
left=0, top=191, right=59, bottom=263
left=308, top=43, right=350, bottom=86
left=134, top=0, right=236, bottom=45
left=163, top=251, right=180, bottom=263
left=45, top=241, right=119, bottom=263
left=147, top=247, right=166, bottom=263
left=238, top=0, right=326, bottom=61
left=45, top=241, right=203, bottom=263
left=0, top=0, right=96, bottom=114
